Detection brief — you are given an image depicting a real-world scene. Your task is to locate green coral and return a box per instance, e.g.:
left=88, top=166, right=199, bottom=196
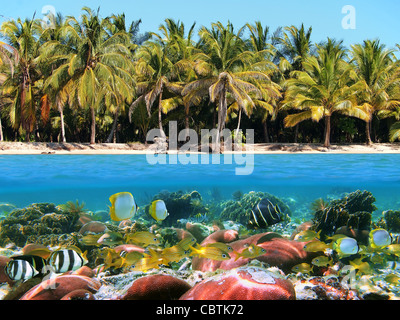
left=217, top=191, right=291, bottom=226
left=0, top=202, right=80, bottom=247
left=312, top=190, right=376, bottom=238
left=383, top=210, right=400, bottom=232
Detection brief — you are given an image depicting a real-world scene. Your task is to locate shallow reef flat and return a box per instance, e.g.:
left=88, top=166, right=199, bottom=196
left=1, top=189, right=400, bottom=300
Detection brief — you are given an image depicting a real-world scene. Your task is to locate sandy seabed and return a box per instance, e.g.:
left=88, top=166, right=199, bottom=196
left=1, top=141, right=400, bottom=154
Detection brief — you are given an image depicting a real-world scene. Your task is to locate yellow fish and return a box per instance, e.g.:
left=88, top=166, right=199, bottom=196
left=148, top=200, right=169, bottom=222
left=384, top=273, right=400, bottom=285
left=189, top=245, right=230, bottom=261
left=79, top=234, right=103, bottom=247
left=303, top=240, right=331, bottom=253
left=177, top=237, right=197, bottom=250
left=311, top=255, right=333, bottom=267
left=125, top=231, right=160, bottom=246
left=131, top=257, right=163, bottom=272
left=294, top=230, right=321, bottom=242
left=349, top=257, right=374, bottom=276
left=109, top=192, right=138, bottom=221
left=206, top=242, right=234, bottom=253
left=234, top=244, right=266, bottom=261
left=97, top=232, right=124, bottom=247
left=161, top=245, right=190, bottom=264
left=383, top=244, right=400, bottom=256
left=120, top=251, right=145, bottom=267
left=292, top=263, right=313, bottom=274
left=325, top=234, right=347, bottom=242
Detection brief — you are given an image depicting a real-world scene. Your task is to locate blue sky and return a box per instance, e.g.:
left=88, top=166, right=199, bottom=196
left=1, top=0, right=399, bottom=49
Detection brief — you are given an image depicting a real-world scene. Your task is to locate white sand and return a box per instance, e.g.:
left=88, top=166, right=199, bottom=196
left=1, top=141, right=400, bottom=154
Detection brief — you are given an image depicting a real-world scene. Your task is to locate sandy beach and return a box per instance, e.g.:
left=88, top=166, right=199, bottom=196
left=1, top=141, right=400, bottom=154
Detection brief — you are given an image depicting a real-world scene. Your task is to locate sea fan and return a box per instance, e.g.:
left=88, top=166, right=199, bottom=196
left=311, top=198, right=329, bottom=212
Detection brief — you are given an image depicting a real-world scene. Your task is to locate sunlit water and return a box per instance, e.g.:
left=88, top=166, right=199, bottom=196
left=0, top=154, right=399, bottom=220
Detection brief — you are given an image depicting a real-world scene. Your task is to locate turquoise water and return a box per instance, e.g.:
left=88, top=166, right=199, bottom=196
left=0, top=154, right=399, bottom=218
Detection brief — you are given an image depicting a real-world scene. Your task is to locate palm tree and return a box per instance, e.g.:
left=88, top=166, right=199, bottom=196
left=283, top=38, right=369, bottom=147
left=43, top=7, right=134, bottom=144
left=0, top=17, right=42, bottom=141
left=0, top=41, right=19, bottom=141
left=103, top=13, right=147, bottom=143
left=277, top=24, right=313, bottom=142
left=129, top=41, right=183, bottom=139
left=350, top=40, right=400, bottom=144
left=182, top=21, right=269, bottom=152
left=245, top=21, right=282, bottom=142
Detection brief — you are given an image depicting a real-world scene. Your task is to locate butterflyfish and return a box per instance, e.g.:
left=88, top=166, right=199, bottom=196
left=333, top=237, right=359, bottom=258
left=5, top=259, right=40, bottom=282
left=47, top=247, right=88, bottom=273
left=369, top=228, right=392, bottom=249
left=109, top=192, right=137, bottom=222
left=148, top=200, right=169, bottom=222
left=248, top=198, right=283, bottom=229
left=189, top=244, right=230, bottom=261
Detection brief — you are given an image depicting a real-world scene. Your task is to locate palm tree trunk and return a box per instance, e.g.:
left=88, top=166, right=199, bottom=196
left=294, top=124, right=299, bottom=143
left=235, top=108, right=242, bottom=138
left=90, top=106, right=96, bottom=144
left=215, top=90, right=227, bottom=154
left=0, top=117, right=3, bottom=141
left=262, top=120, right=270, bottom=143
left=58, top=102, right=66, bottom=143
left=324, top=115, right=331, bottom=147
left=158, top=88, right=166, bottom=139
left=107, top=106, right=120, bottom=143
left=365, top=120, right=372, bottom=145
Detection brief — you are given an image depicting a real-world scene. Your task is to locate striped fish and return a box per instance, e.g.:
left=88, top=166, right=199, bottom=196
left=5, top=259, right=39, bottom=281
left=248, top=198, right=282, bottom=229
left=47, top=248, right=88, bottom=273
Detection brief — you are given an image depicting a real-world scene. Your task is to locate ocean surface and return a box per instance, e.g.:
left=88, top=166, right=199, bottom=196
left=0, top=154, right=399, bottom=219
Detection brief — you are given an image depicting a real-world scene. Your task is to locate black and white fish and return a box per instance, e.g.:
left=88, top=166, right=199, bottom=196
left=5, top=259, right=40, bottom=281
left=47, top=248, right=88, bottom=273
left=248, top=198, right=282, bottom=229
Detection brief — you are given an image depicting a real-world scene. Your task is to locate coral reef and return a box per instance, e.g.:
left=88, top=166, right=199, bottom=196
left=293, top=276, right=360, bottom=300
left=180, top=266, right=296, bottom=300
left=147, top=190, right=208, bottom=225
left=312, top=190, right=376, bottom=239
left=383, top=210, right=400, bottom=232
left=0, top=203, right=80, bottom=247
left=217, top=191, right=291, bottom=226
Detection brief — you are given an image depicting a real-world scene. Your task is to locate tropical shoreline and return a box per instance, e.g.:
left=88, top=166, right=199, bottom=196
left=1, top=141, right=400, bottom=155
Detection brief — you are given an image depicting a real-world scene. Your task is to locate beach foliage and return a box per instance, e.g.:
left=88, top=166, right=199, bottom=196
left=0, top=8, right=400, bottom=145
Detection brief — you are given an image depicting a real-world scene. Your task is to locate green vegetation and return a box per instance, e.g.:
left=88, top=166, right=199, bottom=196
left=1, top=8, right=400, bottom=146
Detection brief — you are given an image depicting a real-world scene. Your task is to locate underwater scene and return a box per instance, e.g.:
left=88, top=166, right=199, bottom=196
left=1, top=153, right=400, bottom=300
